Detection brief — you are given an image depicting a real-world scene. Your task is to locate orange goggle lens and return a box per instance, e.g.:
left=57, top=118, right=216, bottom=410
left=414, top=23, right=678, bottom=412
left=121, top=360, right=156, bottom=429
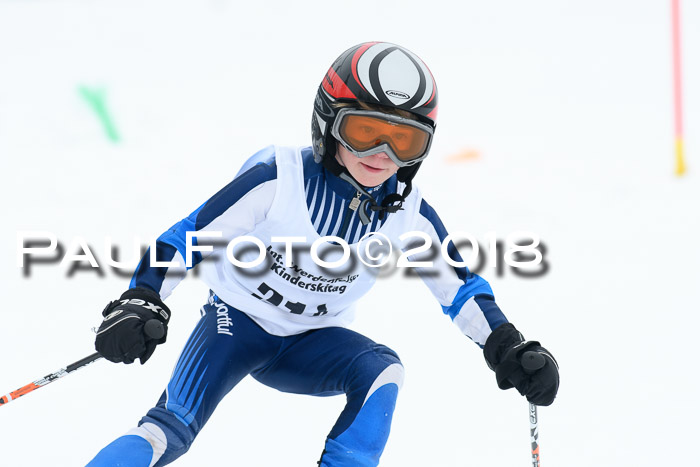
left=338, top=114, right=431, bottom=161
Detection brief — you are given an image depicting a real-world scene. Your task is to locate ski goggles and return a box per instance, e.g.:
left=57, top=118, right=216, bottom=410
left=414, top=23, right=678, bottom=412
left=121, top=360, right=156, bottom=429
left=330, top=108, right=434, bottom=167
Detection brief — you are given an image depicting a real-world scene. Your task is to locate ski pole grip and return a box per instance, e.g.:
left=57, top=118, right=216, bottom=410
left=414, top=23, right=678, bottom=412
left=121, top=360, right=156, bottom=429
left=144, top=319, right=165, bottom=340
left=521, top=351, right=545, bottom=375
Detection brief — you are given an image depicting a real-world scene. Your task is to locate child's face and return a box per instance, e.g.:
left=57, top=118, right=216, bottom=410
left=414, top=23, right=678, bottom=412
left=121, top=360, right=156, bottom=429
left=336, top=144, right=399, bottom=188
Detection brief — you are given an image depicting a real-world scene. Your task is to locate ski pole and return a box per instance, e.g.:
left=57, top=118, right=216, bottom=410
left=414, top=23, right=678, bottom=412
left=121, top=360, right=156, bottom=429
left=0, top=319, right=164, bottom=408
left=521, top=351, right=546, bottom=467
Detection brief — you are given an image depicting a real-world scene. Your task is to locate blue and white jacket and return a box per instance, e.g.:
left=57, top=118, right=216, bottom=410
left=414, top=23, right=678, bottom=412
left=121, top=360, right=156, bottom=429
left=130, top=146, right=507, bottom=344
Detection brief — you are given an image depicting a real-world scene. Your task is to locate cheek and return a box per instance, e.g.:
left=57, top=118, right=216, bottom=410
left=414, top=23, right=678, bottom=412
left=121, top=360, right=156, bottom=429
left=336, top=145, right=355, bottom=167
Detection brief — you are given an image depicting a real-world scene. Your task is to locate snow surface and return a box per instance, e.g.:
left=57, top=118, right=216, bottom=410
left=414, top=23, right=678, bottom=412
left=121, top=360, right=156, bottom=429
left=1, top=1, right=698, bottom=466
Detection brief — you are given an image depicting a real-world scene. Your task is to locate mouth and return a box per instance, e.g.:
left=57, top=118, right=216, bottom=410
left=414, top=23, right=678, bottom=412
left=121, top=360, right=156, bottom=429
left=360, top=163, right=385, bottom=173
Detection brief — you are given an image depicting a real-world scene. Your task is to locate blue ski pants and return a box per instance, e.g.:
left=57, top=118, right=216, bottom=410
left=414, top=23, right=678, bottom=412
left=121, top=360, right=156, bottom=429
left=88, top=291, right=404, bottom=466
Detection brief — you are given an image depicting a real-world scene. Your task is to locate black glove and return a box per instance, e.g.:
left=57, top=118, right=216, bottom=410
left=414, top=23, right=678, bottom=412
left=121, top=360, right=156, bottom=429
left=484, top=323, right=559, bottom=406
left=95, top=287, right=170, bottom=365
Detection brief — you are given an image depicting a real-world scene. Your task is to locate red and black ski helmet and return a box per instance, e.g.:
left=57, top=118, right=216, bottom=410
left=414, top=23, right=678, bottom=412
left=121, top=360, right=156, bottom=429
left=312, top=42, right=438, bottom=164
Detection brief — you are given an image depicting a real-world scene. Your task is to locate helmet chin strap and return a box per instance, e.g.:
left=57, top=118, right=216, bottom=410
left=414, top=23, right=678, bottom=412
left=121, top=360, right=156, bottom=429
left=321, top=149, right=413, bottom=225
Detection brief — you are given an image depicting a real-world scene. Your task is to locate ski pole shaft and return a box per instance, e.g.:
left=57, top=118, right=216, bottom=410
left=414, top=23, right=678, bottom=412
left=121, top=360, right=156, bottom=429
left=0, top=319, right=165, bottom=408
left=521, top=351, right=545, bottom=467
left=0, top=352, right=102, bottom=407
left=528, top=402, right=540, bottom=466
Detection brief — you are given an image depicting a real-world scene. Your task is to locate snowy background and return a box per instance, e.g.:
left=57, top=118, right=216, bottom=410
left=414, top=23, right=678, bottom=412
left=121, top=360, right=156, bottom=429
left=1, top=1, right=699, bottom=465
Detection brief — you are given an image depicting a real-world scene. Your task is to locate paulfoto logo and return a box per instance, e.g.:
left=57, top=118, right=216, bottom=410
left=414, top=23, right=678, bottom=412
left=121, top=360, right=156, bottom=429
left=16, top=230, right=549, bottom=279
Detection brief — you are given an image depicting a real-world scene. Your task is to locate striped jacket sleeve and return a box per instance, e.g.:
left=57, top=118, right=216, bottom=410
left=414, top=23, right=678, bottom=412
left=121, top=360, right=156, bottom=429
left=407, top=199, right=508, bottom=347
left=129, top=147, right=278, bottom=299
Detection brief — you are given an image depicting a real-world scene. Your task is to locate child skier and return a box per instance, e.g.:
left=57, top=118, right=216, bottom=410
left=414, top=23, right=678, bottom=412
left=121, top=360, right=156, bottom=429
left=89, top=41, right=559, bottom=466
